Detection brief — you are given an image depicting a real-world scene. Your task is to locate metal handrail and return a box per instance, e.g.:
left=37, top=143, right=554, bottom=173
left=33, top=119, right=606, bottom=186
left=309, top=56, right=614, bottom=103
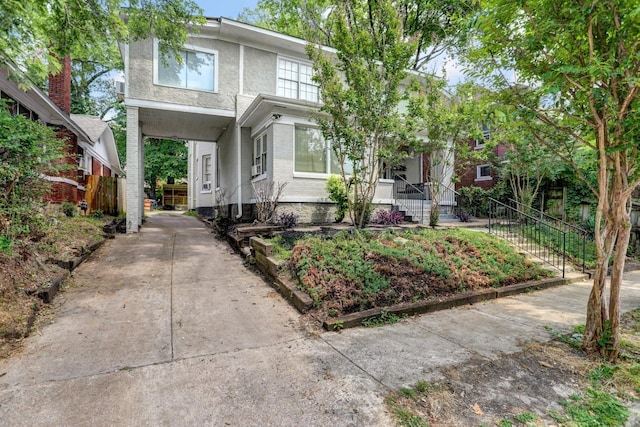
left=392, top=174, right=425, bottom=222
left=508, top=199, right=588, bottom=273
left=508, top=199, right=590, bottom=235
left=488, top=197, right=568, bottom=278
left=430, top=181, right=462, bottom=217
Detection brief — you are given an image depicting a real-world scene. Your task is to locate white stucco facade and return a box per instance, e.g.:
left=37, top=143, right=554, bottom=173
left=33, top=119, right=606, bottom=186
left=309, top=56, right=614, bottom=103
left=122, top=17, right=442, bottom=231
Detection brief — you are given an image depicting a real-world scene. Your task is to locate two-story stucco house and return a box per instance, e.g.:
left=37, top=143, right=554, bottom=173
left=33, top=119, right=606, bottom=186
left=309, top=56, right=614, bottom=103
left=121, top=17, right=451, bottom=232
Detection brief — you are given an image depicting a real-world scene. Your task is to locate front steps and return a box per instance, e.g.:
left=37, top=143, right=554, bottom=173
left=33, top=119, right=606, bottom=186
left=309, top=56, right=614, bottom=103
left=393, top=200, right=460, bottom=224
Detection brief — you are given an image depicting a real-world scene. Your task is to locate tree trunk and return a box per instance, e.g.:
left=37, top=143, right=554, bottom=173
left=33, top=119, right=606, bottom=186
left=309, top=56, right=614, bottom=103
left=605, top=194, right=631, bottom=361
left=583, top=257, right=609, bottom=355
left=582, top=171, right=631, bottom=361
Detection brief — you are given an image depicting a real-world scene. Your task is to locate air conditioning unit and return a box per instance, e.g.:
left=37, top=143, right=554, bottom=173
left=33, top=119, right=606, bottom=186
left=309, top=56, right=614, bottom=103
left=251, top=165, right=260, bottom=176
left=115, top=81, right=125, bottom=95
left=202, top=182, right=211, bottom=191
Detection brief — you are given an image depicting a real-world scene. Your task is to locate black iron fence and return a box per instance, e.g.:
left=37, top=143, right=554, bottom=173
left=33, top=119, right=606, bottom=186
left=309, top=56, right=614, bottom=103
left=507, top=199, right=589, bottom=273
left=488, top=198, right=570, bottom=277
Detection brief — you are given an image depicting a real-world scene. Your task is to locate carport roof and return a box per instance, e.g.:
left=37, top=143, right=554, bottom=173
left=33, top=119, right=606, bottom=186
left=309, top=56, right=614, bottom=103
left=127, top=100, right=235, bottom=142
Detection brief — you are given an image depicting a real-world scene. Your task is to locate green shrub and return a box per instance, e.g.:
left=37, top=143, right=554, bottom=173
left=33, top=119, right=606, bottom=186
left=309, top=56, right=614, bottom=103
left=0, top=101, right=66, bottom=239
left=326, top=174, right=349, bottom=222
left=62, top=202, right=77, bottom=217
left=91, top=209, right=104, bottom=219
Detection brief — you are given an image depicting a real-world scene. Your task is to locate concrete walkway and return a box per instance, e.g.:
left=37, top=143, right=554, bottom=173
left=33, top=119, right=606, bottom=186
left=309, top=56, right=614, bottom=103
left=1, top=212, right=640, bottom=426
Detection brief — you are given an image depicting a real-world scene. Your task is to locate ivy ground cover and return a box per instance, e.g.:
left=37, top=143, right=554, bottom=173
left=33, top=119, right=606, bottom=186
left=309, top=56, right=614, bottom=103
left=273, top=228, right=550, bottom=318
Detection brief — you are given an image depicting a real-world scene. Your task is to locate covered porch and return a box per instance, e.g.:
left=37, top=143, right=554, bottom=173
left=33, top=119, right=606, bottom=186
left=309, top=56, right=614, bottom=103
left=390, top=151, right=459, bottom=223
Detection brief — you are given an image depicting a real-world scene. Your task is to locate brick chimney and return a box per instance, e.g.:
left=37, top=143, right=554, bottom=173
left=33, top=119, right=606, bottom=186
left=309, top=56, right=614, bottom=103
left=48, top=56, right=72, bottom=114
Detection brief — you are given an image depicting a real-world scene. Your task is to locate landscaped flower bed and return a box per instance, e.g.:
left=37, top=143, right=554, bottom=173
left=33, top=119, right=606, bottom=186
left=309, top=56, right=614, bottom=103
left=267, top=228, right=551, bottom=319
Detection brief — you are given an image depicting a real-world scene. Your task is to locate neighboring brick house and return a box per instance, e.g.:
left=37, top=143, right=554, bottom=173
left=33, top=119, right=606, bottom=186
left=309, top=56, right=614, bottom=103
left=456, top=128, right=508, bottom=191
left=0, top=60, right=123, bottom=206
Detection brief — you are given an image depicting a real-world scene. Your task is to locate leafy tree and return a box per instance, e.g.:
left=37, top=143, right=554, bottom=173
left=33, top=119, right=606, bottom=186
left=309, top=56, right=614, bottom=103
left=239, top=0, right=332, bottom=43
left=71, top=52, right=122, bottom=118
left=0, top=101, right=66, bottom=241
left=465, top=0, right=640, bottom=360
left=0, top=0, right=204, bottom=85
left=144, top=138, right=188, bottom=200
left=240, top=0, right=476, bottom=70
left=490, top=108, right=561, bottom=210
left=398, top=0, right=477, bottom=70
left=306, top=0, right=426, bottom=227
left=419, top=82, right=487, bottom=226
left=111, top=103, right=128, bottom=168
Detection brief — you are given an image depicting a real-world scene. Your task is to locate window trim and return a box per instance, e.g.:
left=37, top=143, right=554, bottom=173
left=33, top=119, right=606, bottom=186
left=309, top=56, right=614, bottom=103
left=475, top=164, right=492, bottom=182
left=202, top=154, right=212, bottom=193
left=252, top=132, right=268, bottom=178
left=293, top=125, right=353, bottom=177
left=153, top=39, right=219, bottom=93
left=215, top=146, right=220, bottom=190
left=276, top=56, right=319, bottom=102
left=474, top=123, right=491, bottom=150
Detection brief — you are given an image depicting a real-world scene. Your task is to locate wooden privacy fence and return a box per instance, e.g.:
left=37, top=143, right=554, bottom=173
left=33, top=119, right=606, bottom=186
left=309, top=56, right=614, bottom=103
left=163, top=184, right=188, bottom=208
left=85, top=175, right=119, bottom=216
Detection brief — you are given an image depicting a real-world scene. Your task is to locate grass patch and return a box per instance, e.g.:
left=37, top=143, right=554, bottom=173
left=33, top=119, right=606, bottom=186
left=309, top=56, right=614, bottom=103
left=386, top=381, right=453, bottom=426
left=560, top=388, right=628, bottom=426
left=514, top=411, right=537, bottom=424
left=267, top=235, right=297, bottom=262
left=283, top=228, right=550, bottom=316
left=183, top=210, right=199, bottom=217
left=361, top=309, right=407, bottom=327
left=0, top=235, right=13, bottom=254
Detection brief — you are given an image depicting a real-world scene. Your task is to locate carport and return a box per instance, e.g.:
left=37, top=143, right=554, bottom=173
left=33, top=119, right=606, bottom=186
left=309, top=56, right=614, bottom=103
left=125, top=102, right=235, bottom=232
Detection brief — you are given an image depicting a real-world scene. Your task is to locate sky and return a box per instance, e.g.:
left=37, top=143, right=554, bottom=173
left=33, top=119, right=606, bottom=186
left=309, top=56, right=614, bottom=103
left=198, top=1, right=259, bottom=20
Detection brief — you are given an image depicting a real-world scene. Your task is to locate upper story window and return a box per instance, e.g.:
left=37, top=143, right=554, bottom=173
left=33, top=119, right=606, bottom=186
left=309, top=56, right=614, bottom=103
left=475, top=123, right=491, bottom=149
left=1, top=91, right=39, bottom=121
left=155, top=41, right=218, bottom=92
left=277, top=58, right=319, bottom=102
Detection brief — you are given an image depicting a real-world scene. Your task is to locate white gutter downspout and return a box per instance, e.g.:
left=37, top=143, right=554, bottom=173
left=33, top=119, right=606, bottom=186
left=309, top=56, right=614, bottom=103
left=235, top=123, right=243, bottom=219
left=235, top=44, right=245, bottom=220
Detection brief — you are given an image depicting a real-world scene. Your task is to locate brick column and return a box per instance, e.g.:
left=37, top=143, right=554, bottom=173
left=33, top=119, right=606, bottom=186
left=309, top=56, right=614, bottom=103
left=126, top=106, right=142, bottom=232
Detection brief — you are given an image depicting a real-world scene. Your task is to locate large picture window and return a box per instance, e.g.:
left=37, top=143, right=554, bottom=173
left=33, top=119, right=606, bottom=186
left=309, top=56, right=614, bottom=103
left=295, top=126, right=353, bottom=175
left=156, top=43, right=217, bottom=92
left=278, top=59, right=319, bottom=102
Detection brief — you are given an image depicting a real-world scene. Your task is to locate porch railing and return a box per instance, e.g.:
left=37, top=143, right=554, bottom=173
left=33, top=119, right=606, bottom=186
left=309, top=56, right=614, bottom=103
left=488, top=198, right=568, bottom=277
left=507, top=199, right=589, bottom=273
left=429, top=182, right=461, bottom=217
left=392, top=174, right=425, bottom=222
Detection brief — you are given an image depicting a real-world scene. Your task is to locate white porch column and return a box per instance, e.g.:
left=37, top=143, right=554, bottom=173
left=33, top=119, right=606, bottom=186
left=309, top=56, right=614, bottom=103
left=126, top=106, right=142, bottom=233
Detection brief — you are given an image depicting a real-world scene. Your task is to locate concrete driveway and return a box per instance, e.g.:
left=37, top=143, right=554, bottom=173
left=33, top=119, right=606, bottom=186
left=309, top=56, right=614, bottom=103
left=1, top=212, right=640, bottom=426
